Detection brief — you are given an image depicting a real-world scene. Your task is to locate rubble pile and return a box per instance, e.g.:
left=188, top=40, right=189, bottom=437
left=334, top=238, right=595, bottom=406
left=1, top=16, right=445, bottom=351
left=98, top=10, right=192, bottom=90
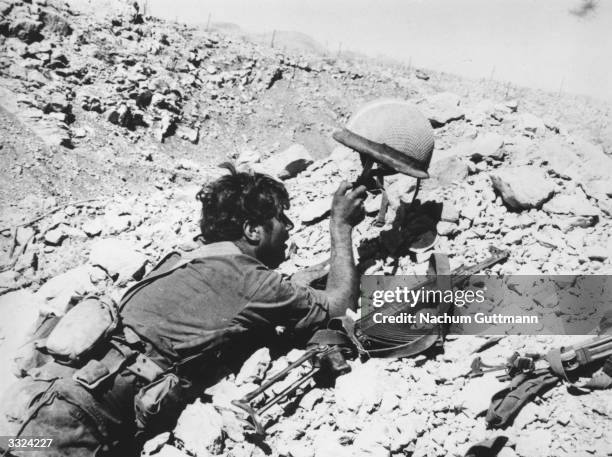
left=0, top=1, right=611, bottom=456
left=0, top=0, right=330, bottom=147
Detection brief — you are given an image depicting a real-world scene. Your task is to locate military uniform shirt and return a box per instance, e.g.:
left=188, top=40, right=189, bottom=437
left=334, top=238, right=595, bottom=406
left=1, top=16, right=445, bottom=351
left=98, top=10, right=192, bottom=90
left=120, top=241, right=331, bottom=366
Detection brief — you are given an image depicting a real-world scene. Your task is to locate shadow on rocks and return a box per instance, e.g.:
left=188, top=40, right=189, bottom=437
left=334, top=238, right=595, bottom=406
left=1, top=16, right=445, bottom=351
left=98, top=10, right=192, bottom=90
left=357, top=199, right=443, bottom=274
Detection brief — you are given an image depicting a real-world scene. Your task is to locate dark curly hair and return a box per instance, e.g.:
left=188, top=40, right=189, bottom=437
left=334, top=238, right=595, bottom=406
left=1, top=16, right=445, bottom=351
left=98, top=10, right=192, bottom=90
left=196, top=163, right=290, bottom=243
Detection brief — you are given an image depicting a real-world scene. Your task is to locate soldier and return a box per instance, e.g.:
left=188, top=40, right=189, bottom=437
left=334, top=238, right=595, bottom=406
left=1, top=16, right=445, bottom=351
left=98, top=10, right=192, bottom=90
left=0, top=166, right=367, bottom=457
left=1, top=98, right=437, bottom=457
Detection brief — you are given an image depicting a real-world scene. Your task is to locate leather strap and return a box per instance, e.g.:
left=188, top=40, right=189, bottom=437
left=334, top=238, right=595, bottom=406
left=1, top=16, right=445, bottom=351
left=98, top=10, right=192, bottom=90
left=428, top=253, right=452, bottom=345
left=428, top=253, right=451, bottom=286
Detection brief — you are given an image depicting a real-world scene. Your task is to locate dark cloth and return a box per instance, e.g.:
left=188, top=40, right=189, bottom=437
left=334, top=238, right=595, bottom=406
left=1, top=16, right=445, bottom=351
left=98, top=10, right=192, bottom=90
left=0, top=242, right=330, bottom=456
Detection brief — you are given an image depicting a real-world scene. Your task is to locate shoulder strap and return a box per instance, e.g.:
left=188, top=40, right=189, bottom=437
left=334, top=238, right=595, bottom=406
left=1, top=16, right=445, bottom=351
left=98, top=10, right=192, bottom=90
left=428, top=253, right=450, bottom=284
left=428, top=253, right=452, bottom=345
left=119, top=242, right=242, bottom=309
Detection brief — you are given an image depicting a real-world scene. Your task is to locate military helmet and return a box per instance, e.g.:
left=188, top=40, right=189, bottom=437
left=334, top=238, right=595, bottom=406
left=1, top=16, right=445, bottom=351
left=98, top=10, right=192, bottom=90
left=333, top=99, right=434, bottom=179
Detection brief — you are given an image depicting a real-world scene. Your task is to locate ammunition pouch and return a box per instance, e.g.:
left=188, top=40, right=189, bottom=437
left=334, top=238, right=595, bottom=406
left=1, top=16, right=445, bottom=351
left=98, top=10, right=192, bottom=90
left=134, top=373, right=193, bottom=433
left=67, top=333, right=189, bottom=433
left=72, top=341, right=135, bottom=391
left=67, top=332, right=190, bottom=433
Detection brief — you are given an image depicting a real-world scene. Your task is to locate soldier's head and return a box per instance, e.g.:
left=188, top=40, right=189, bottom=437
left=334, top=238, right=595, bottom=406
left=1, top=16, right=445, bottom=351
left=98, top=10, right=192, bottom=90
left=196, top=164, right=294, bottom=268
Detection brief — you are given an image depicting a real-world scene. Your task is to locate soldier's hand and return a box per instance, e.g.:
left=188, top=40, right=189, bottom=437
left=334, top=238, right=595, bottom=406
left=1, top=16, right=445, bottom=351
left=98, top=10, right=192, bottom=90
left=331, top=181, right=367, bottom=229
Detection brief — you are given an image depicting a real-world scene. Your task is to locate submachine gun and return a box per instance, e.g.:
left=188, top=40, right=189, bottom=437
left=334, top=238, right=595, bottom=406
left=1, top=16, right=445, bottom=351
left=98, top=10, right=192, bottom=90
left=233, top=247, right=509, bottom=435
left=353, top=246, right=509, bottom=359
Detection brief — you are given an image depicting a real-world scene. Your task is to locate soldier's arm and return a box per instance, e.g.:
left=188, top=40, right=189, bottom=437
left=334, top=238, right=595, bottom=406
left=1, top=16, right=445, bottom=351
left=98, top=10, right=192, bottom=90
left=325, top=182, right=367, bottom=317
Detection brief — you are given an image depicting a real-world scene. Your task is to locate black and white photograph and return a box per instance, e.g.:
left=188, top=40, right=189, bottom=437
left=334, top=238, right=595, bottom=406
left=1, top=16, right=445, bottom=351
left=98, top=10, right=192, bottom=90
left=0, top=0, right=611, bottom=456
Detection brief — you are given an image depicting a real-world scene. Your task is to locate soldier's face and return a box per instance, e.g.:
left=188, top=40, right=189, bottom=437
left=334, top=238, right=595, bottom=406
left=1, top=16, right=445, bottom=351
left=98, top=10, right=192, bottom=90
left=256, top=211, right=293, bottom=269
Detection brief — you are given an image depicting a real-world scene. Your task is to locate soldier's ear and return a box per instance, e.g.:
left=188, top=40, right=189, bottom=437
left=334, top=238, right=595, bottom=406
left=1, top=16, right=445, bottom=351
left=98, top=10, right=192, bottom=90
left=243, top=220, right=263, bottom=244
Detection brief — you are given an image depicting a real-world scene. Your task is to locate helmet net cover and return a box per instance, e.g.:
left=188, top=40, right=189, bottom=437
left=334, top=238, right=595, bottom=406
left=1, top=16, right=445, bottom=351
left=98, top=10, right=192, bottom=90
left=346, top=99, right=435, bottom=172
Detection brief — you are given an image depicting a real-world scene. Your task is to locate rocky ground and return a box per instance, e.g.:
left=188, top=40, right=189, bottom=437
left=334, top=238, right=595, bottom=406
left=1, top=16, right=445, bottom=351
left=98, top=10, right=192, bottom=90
left=0, top=1, right=611, bottom=456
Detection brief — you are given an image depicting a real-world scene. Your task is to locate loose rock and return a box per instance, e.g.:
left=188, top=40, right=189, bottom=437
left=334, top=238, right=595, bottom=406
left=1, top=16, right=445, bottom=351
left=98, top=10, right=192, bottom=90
left=82, top=219, right=104, bottom=237
left=44, top=225, right=67, bottom=246
left=36, top=265, right=99, bottom=313
left=542, top=192, right=599, bottom=217
left=514, top=429, right=552, bottom=457
left=177, top=126, right=199, bottom=144
left=424, top=92, right=465, bottom=127
left=173, top=400, right=225, bottom=456
left=584, top=245, right=608, bottom=261
left=280, top=442, right=314, bottom=457
left=490, top=167, right=555, bottom=209
left=261, top=144, right=314, bottom=179
left=89, top=239, right=148, bottom=283
left=428, top=156, right=469, bottom=188
left=471, top=132, right=505, bottom=160
left=300, top=198, right=332, bottom=224
left=517, top=113, right=545, bottom=135
left=236, top=149, right=261, bottom=166
left=235, top=347, right=271, bottom=385
left=458, top=375, right=506, bottom=416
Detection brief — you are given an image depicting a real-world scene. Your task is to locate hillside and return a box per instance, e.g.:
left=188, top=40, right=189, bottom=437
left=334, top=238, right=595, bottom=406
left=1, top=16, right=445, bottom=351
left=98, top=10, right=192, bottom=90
left=0, top=1, right=611, bottom=456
